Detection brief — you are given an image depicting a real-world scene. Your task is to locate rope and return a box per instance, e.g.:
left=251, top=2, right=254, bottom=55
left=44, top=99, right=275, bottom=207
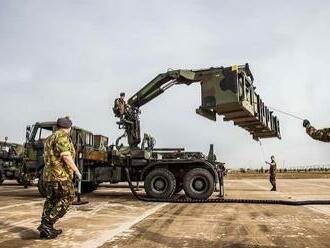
left=268, top=106, right=305, bottom=121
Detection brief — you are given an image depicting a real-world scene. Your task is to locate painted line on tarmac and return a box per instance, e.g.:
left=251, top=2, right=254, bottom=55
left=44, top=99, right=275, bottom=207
left=0, top=200, right=44, bottom=211
left=80, top=203, right=168, bottom=248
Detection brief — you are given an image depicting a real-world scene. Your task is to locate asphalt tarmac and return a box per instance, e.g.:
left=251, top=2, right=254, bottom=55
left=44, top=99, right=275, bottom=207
left=0, top=178, right=329, bottom=248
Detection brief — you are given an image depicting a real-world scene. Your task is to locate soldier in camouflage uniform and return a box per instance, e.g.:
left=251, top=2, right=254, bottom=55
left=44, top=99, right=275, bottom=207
left=113, top=92, right=129, bottom=118
left=37, top=117, right=82, bottom=239
left=303, top=120, right=330, bottom=142
left=265, top=155, right=277, bottom=191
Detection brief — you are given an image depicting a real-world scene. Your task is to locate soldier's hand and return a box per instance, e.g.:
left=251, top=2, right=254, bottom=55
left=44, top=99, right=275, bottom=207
left=75, top=170, right=82, bottom=180
left=303, top=119, right=311, bottom=128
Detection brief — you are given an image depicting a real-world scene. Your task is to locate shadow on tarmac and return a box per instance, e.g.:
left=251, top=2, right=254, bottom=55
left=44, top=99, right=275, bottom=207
left=0, top=220, right=39, bottom=241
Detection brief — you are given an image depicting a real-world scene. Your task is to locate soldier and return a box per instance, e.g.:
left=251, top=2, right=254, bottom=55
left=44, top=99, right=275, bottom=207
left=265, top=155, right=277, bottom=191
left=113, top=92, right=129, bottom=118
left=37, top=117, right=82, bottom=239
left=303, top=120, right=330, bottom=142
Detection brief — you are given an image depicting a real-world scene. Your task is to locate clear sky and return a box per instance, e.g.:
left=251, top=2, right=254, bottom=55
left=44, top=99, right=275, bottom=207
left=1, top=0, right=329, bottom=168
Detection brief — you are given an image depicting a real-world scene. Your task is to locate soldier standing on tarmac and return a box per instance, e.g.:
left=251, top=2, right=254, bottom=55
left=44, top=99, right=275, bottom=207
left=37, top=117, right=82, bottom=239
left=113, top=92, right=130, bottom=119
left=303, top=120, right=330, bottom=142
left=265, top=155, right=277, bottom=191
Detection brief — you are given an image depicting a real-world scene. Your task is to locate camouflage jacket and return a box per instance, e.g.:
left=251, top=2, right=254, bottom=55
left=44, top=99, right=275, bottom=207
left=269, top=161, right=277, bottom=177
left=306, top=127, right=330, bottom=142
left=113, top=98, right=128, bottom=117
left=43, top=129, right=75, bottom=181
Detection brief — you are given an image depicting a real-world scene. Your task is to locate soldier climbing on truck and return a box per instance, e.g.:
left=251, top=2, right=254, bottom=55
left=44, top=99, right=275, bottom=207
left=113, top=92, right=130, bottom=119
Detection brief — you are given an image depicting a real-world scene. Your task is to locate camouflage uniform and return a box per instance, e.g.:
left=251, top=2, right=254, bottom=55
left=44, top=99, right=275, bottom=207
left=306, top=127, right=330, bottom=142
left=269, top=161, right=277, bottom=190
left=113, top=98, right=128, bottom=118
left=41, top=129, right=75, bottom=224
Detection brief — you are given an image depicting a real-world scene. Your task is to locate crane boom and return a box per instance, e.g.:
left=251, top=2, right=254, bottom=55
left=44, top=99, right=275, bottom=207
left=117, top=64, right=280, bottom=148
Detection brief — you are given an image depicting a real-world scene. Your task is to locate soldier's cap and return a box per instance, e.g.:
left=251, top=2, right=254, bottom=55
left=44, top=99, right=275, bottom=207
left=57, top=116, right=72, bottom=129
left=120, top=92, right=125, bottom=97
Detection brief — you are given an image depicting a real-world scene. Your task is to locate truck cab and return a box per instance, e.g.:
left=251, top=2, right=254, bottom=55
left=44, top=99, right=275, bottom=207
left=23, top=122, right=109, bottom=195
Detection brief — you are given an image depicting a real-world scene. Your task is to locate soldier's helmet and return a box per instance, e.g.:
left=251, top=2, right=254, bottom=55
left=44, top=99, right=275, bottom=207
left=120, top=92, right=125, bottom=97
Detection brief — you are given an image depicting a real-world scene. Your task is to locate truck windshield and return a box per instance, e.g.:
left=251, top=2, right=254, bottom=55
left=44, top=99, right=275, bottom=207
left=32, top=127, right=53, bottom=141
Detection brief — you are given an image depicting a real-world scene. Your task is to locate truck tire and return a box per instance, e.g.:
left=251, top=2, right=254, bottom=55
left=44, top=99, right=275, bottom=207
left=183, top=168, right=215, bottom=200
left=144, top=168, right=176, bottom=199
left=81, top=182, right=98, bottom=193
left=38, top=171, right=47, bottom=197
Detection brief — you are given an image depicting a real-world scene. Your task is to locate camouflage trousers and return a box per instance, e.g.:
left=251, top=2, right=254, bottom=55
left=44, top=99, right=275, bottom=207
left=41, top=180, right=75, bottom=224
left=269, top=175, right=276, bottom=188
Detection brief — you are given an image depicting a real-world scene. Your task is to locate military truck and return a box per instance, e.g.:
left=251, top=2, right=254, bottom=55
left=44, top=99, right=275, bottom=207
left=24, top=121, right=224, bottom=200
left=0, top=138, right=25, bottom=185
left=109, top=63, right=280, bottom=200
left=24, top=122, right=109, bottom=195
left=25, top=64, right=279, bottom=201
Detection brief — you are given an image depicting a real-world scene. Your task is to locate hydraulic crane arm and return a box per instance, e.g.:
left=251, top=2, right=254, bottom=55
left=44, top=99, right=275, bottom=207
left=128, top=69, right=199, bottom=108
left=117, top=64, right=280, bottom=148
left=128, top=64, right=255, bottom=109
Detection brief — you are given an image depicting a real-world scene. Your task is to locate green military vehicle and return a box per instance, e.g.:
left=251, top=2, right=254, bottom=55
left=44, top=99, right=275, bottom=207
left=26, top=64, right=279, bottom=201
left=0, top=138, right=25, bottom=185
left=24, top=121, right=224, bottom=200
left=24, top=122, right=109, bottom=195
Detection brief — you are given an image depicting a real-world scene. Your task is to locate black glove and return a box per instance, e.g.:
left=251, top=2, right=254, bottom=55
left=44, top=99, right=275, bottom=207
left=303, top=119, right=311, bottom=128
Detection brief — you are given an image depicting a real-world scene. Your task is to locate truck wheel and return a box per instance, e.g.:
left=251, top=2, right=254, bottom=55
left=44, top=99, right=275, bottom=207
left=183, top=168, right=214, bottom=200
left=37, top=171, right=47, bottom=197
left=81, top=182, right=98, bottom=193
left=144, top=168, right=176, bottom=199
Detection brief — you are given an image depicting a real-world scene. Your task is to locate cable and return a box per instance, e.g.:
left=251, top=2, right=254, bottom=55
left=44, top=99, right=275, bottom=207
left=268, top=106, right=305, bottom=121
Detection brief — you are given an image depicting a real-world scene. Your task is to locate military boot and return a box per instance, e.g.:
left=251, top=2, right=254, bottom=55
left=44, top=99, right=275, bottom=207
left=37, top=218, right=57, bottom=239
